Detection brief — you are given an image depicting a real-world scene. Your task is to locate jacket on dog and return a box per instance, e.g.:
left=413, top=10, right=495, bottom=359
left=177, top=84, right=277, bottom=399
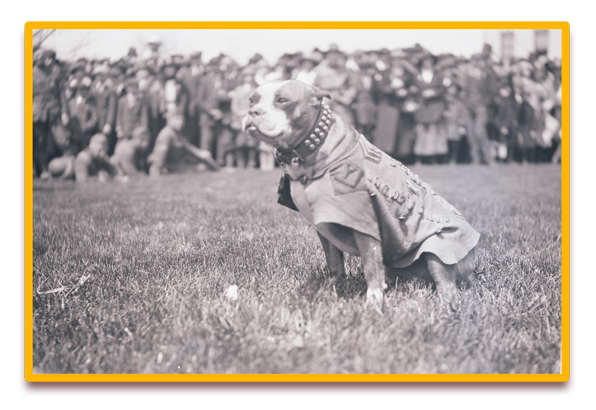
left=278, top=133, right=480, bottom=269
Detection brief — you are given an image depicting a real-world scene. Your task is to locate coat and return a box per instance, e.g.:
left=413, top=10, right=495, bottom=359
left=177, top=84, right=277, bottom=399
left=278, top=132, right=480, bottom=268
left=116, top=95, right=149, bottom=140
left=91, top=78, right=118, bottom=131
left=66, top=95, right=98, bottom=152
left=32, top=64, right=65, bottom=123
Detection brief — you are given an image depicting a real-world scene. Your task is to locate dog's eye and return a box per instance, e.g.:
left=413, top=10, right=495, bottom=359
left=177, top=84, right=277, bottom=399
left=277, top=97, right=289, bottom=104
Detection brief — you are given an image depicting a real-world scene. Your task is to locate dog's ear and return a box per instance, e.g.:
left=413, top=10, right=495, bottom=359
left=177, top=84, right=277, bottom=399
left=310, top=86, right=331, bottom=105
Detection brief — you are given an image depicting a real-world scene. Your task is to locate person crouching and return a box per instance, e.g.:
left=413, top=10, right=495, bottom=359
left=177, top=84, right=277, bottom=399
left=148, top=111, right=220, bottom=176
left=110, top=126, right=151, bottom=179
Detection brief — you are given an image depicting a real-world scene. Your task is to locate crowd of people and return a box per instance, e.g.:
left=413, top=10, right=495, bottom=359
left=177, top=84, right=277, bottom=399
left=32, top=36, right=563, bottom=183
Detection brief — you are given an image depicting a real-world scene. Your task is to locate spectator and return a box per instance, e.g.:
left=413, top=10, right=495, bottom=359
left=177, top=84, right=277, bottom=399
left=196, top=57, right=225, bottom=159
left=312, top=44, right=359, bottom=127
left=371, top=49, right=400, bottom=153
left=110, top=126, right=151, bottom=178
left=292, top=52, right=318, bottom=86
left=351, top=50, right=376, bottom=137
left=443, top=82, right=471, bottom=164
left=33, top=48, right=68, bottom=179
left=148, top=111, right=219, bottom=176
left=412, top=53, right=449, bottom=164
left=115, top=78, right=149, bottom=144
left=162, top=62, right=189, bottom=119
left=460, top=52, right=496, bottom=165
left=228, top=67, right=259, bottom=168
left=177, top=52, right=204, bottom=147
left=142, top=35, right=166, bottom=71
left=73, top=133, right=117, bottom=183
left=91, top=64, right=119, bottom=154
left=65, top=76, right=98, bottom=154
left=135, top=65, right=165, bottom=152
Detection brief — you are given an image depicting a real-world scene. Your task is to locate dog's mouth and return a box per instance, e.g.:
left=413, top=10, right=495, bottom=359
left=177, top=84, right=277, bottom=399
left=243, top=117, right=285, bottom=144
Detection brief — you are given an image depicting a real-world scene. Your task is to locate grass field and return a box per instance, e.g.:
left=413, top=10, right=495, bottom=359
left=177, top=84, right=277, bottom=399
left=32, top=164, right=562, bottom=374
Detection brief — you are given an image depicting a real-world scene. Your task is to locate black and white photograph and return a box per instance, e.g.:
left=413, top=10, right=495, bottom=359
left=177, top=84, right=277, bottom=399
left=29, top=25, right=565, bottom=377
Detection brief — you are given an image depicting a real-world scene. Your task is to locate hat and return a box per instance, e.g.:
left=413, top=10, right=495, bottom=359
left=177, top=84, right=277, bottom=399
left=148, top=35, right=162, bottom=45
left=135, top=65, right=155, bottom=78
left=170, top=54, right=187, bottom=65
left=123, top=78, right=138, bottom=91
left=34, top=48, right=56, bottom=62
left=248, top=53, right=264, bottom=65
left=299, top=52, right=319, bottom=63
left=482, top=43, right=493, bottom=56
left=68, top=60, right=87, bottom=75
left=190, top=51, right=203, bottom=62
left=390, top=49, right=408, bottom=59
left=416, top=52, right=438, bottom=70
left=324, top=43, right=347, bottom=57
left=92, top=65, right=109, bottom=75
left=108, top=66, right=122, bottom=78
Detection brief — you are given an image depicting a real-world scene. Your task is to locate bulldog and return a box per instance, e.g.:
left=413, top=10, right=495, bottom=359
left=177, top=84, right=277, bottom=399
left=243, top=80, right=480, bottom=313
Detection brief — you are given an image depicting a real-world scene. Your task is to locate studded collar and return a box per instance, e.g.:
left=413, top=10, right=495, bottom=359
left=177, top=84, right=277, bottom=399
left=275, top=102, right=334, bottom=164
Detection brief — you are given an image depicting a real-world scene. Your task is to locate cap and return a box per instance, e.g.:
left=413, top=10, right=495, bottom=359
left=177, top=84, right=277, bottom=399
left=190, top=51, right=203, bottom=62
left=92, top=65, right=109, bottom=75
left=148, top=34, right=162, bottom=45
left=35, top=48, right=56, bottom=62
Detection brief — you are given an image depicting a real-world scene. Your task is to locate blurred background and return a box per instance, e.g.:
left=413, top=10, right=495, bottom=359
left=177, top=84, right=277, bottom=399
left=32, top=28, right=563, bottom=183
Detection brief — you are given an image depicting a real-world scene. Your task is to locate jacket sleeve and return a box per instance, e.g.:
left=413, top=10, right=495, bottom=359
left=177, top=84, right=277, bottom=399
left=140, top=102, right=150, bottom=130
left=82, top=99, right=98, bottom=133
left=196, top=76, right=216, bottom=113
left=116, top=97, right=124, bottom=132
left=105, top=91, right=118, bottom=127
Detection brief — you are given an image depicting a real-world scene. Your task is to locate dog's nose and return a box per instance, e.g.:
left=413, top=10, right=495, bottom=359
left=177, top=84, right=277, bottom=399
left=249, top=107, right=264, bottom=116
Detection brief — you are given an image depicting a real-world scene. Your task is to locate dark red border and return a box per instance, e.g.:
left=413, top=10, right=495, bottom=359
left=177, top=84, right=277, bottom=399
left=18, top=24, right=577, bottom=397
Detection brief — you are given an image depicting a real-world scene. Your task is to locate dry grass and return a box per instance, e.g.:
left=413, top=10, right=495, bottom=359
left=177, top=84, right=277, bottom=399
left=32, top=164, right=562, bottom=374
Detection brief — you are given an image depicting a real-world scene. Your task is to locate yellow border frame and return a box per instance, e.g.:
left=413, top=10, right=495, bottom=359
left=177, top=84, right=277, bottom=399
left=25, top=21, right=570, bottom=383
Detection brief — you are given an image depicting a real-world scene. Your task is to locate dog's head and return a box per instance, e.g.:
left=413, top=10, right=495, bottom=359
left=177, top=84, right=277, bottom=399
left=242, top=80, right=330, bottom=150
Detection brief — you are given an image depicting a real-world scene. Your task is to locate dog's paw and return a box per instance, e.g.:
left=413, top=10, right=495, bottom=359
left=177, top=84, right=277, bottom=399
left=365, top=288, right=384, bottom=315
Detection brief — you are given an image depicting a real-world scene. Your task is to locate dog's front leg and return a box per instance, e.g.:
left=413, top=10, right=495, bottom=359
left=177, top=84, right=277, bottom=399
left=352, top=231, right=385, bottom=314
left=317, top=232, right=346, bottom=287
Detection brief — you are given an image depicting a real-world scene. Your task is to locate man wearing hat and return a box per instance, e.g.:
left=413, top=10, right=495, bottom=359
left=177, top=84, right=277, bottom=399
left=115, top=78, right=149, bottom=146
left=460, top=50, right=498, bottom=165
left=142, top=35, right=165, bottom=70
left=148, top=111, right=219, bottom=176
left=162, top=61, right=189, bottom=120
left=73, top=133, right=117, bottom=183
left=64, top=59, right=88, bottom=101
left=47, top=133, right=116, bottom=183
left=110, top=125, right=151, bottom=178
left=91, top=64, right=120, bottom=154
left=196, top=57, right=227, bottom=160
left=64, top=75, right=98, bottom=154
left=312, top=44, right=360, bottom=127
left=292, top=52, right=319, bottom=86
left=176, top=51, right=204, bottom=147
left=33, top=48, right=68, bottom=179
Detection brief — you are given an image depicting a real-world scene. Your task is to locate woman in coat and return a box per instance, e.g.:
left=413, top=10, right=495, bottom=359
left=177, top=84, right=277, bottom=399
left=412, top=54, right=449, bottom=164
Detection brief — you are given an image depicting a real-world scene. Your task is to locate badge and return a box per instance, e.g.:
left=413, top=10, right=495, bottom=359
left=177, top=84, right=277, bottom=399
left=330, top=162, right=366, bottom=195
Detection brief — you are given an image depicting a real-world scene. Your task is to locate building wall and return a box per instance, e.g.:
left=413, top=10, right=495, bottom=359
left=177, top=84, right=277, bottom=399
left=483, top=29, right=562, bottom=60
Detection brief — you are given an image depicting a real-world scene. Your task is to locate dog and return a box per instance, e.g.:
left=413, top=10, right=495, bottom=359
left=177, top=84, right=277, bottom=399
left=243, top=80, right=480, bottom=313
